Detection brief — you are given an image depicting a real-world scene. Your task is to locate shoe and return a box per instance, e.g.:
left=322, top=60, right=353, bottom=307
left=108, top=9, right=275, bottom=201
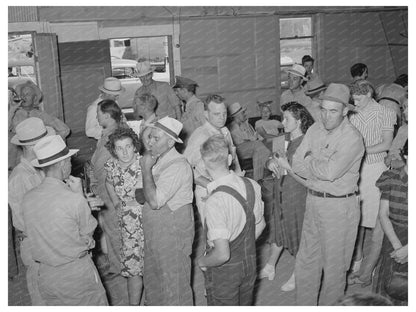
left=281, top=273, right=295, bottom=292
left=259, top=264, right=275, bottom=281
left=351, top=258, right=363, bottom=273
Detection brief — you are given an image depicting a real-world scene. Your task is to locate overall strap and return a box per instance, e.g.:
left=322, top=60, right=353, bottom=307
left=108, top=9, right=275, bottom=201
left=378, top=97, right=400, bottom=106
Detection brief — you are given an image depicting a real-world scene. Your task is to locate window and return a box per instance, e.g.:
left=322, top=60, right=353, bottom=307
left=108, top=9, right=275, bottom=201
left=280, top=17, right=313, bottom=89
left=108, top=36, right=173, bottom=110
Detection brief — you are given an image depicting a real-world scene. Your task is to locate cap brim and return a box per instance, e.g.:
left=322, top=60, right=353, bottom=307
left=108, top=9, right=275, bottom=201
left=320, top=95, right=355, bottom=110
left=229, top=106, right=247, bottom=118
left=31, top=149, right=79, bottom=168
left=305, top=85, right=327, bottom=96
left=137, top=69, right=155, bottom=77
left=11, top=126, right=55, bottom=146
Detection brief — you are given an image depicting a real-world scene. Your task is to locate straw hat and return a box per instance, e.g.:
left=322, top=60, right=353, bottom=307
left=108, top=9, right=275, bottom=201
left=283, top=64, right=307, bottom=80
left=149, top=116, right=183, bottom=143
left=136, top=61, right=155, bottom=77
left=228, top=102, right=247, bottom=118
left=305, top=77, right=327, bottom=96
left=11, top=117, right=55, bottom=146
left=98, top=77, right=125, bottom=95
left=31, top=135, right=79, bottom=167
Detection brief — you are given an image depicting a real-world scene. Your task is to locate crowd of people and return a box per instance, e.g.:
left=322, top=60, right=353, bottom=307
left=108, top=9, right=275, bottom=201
left=8, top=57, right=408, bottom=306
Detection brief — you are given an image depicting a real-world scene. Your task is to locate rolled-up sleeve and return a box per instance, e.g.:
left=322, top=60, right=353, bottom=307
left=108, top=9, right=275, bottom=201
left=205, top=195, right=231, bottom=242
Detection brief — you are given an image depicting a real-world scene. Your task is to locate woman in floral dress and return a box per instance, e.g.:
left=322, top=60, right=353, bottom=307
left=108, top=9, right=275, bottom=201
left=104, top=127, right=144, bottom=305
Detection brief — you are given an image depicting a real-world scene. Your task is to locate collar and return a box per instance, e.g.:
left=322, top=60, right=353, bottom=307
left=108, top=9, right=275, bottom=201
left=203, top=121, right=223, bottom=134
left=43, top=176, right=67, bottom=187
left=144, top=113, right=156, bottom=125
left=317, top=116, right=349, bottom=134
left=206, top=171, right=235, bottom=194
left=19, top=157, right=39, bottom=174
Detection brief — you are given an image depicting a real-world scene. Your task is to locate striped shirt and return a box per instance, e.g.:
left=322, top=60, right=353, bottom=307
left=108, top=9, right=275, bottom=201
left=349, top=99, right=396, bottom=164
left=375, top=167, right=407, bottom=228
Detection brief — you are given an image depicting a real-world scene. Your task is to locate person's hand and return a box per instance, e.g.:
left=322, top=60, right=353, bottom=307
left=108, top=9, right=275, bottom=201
left=140, top=151, right=158, bottom=170
left=197, top=256, right=207, bottom=272
left=86, top=193, right=103, bottom=211
left=277, top=157, right=292, bottom=171
left=384, top=154, right=393, bottom=167
left=391, top=245, right=408, bottom=264
left=66, top=175, right=83, bottom=194
left=267, top=158, right=280, bottom=178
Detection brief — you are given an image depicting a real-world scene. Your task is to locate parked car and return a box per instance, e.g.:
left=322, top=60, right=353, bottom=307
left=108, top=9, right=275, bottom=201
left=8, top=59, right=36, bottom=89
left=111, top=58, right=171, bottom=110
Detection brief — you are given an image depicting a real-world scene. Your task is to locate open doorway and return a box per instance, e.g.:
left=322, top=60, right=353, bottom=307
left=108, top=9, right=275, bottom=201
left=108, top=36, right=173, bottom=110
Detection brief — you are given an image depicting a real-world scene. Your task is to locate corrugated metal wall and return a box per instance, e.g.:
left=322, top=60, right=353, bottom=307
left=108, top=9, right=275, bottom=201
left=8, top=6, right=38, bottom=22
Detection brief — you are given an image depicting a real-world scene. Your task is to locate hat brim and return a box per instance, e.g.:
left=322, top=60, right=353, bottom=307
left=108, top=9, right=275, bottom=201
left=320, top=95, right=355, bottom=110
left=31, top=149, right=79, bottom=168
left=148, top=124, right=183, bottom=144
left=137, top=69, right=155, bottom=77
left=284, top=68, right=308, bottom=81
left=305, top=85, right=327, bottom=96
left=11, top=126, right=55, bottom=146
left=229, top=106, right=247, bottom=118
left=98, top=85, right=126, bottom=95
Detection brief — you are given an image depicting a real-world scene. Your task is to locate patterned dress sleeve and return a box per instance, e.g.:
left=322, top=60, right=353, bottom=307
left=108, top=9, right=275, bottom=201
left=104, top=159, right=115, bottom=184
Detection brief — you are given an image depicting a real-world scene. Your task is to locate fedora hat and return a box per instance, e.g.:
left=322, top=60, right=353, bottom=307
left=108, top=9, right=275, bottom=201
left=283, top=64, right=307, bottom=80
left=173, top=76, right=199, bottom=89
left=305, top=77, right=327, bottom=96
left=11, top=117, right=56, bottom=146
left=136, top=61, right=155, bottom=77
left=31, top=135, right=79, bottom=168
left=228, top=102, right=247, bottom=118
left=15, top=81, right=43, bottom=106
left=149, top=116, right=183, bottom=143
left=320, top=83, right=354, bottom=109
left=98, top=77, right=125, bottom=95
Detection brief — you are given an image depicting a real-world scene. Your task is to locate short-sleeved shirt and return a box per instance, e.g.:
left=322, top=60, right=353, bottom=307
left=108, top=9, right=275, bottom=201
left=8, top=157, right=45, bottom=232
left=152, top=148, right=193, bottom=211
left=22, top=177, right=97, bottom=266
left=255, top=119, right=281, bottom=137
left=292, top=117, right=365, bottom=195
left=229, top=120, right=259, bottom=146
left=205, top=172, right=264, bottom=246
left=280, top=89, right=312, bottom=112
left=133, top=81, right=181, bottom=119
left=375, top=167, right=407, bottom=227
left=349, top=99, right=396, bottom=164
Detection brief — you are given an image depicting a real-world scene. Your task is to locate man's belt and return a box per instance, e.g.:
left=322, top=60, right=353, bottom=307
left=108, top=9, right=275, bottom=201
left=308, top=189, right=356, bottom=198
left=34, top=250, right=89, bottom=265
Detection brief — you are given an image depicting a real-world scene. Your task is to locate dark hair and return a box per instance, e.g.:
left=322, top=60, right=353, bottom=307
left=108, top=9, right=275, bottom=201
left=135, top=93, right=158, bottom=112
left=394, top=74, right=408, bottom=88
left=281, top=102, right=314, bottom=134
left=338, top=293, right=393, bottom=306
left=98, top=99, right=122, bottom=124
left=302, top=55, right=314, bottom=65
left=105, top=126, right=142, bottom=159
left=183, top=84, right=197, bottom=94
left=350, top=63, right=368, bottom=78
left=204, top=94, right=225, bottom=110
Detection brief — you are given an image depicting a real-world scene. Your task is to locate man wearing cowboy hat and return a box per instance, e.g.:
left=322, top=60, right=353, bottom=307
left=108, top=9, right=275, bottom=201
left=139, top=116, right=194, bottom=305
left=8, top=117, right=56, bottom=305
left=21, top=135, right=108, bottom=306
left=280, top=64, right=313, bottom=112
left=229, top=102, right=271, bottom=181
left=132, top=61, right=182, bottom=121
left=275, top=83, right=364, bottom=305
left=9, top=81, right=70, bottom=169
left=85, top=77, right=126, bottom=140
left=173, top=76, right=205, bottom=142
left=304, top=77, right=327, bottom=123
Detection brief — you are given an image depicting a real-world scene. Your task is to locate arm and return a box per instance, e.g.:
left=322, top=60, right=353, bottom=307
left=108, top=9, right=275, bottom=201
left=379, top=199, right=402, bottom=250
left=252, top=181, right=266, bottom=239
left=167, top=85, right=182, bottom=119
left=306, top=134, right=364, bottom=182
left=85, top=103, right=102, bottom=140
left=39, top=111, right=70, bottom=139
left=194, top=175, right=211, bottom=188
left=76, top=196, right=98, bottom=249
left=140, top=153, right=159, bottom=210
left=198, top=238, right=230, bottom=269
left=366, top=130, right=393, bottom=154
left=229, top=123, right=246, bottom=146
left=105, top=180, right=120, bottom=207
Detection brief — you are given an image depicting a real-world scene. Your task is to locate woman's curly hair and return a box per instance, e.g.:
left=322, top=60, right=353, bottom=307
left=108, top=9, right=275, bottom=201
left=105, top=126, right=142, bottom=159
left=281, top=101, right=315, bottom=134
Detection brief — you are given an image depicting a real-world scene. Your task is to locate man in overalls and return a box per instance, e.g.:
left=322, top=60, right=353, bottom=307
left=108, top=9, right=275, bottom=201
left=197, top=135, right=265, bottom=305
left=139, top=116, right=194, bottom=305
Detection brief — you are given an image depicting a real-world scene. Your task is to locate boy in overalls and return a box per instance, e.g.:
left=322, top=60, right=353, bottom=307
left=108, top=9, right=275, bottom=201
left=197, top=135, right=265, bottom=305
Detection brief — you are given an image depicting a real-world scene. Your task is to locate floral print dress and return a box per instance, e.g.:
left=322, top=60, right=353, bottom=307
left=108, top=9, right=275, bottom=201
left=105, top=154, right=144, bottom=277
